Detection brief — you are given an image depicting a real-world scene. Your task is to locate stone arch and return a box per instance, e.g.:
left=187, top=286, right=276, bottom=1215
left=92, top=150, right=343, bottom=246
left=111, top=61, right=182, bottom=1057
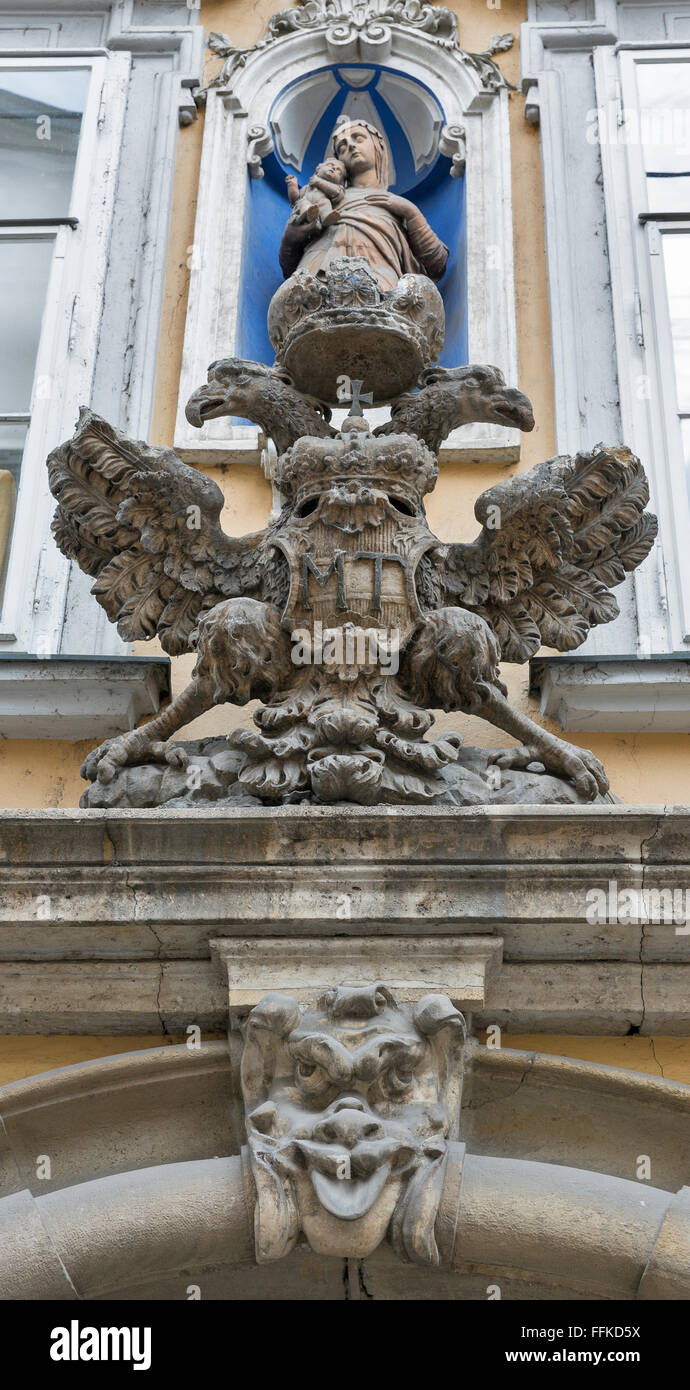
left=1, top=1041, right=689, bottom=1299
left=1, top=1151, right=688, bottom=1299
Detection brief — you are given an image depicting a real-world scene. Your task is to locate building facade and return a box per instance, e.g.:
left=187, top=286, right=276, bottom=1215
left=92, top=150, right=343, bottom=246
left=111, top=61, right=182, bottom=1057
left=0, top=0, right=689, bottom=1301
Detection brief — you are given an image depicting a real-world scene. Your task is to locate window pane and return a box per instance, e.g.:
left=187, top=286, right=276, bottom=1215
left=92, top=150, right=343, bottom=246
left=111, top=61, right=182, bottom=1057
left=681, top=419, right=690, bottom=515
left=636, top=62, right=690, bottom=213
left=0, top=236, right=55, bottom=412
left=0, top=67, right=89, bottom=219
left=662, top=233, right=690, bottom=413
left=0, top=421, right=26, bottom=603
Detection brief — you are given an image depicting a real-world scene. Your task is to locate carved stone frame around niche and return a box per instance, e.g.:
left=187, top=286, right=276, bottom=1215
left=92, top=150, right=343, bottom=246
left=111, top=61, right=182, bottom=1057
left=174, top=12, right=520, bottom=466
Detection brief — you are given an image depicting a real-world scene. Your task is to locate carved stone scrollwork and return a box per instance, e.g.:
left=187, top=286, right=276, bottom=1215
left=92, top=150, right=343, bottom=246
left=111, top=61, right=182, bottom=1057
left=464, top=33, right=517, bottom=94
left=247, top=123, right=275, bottom=179
left=439, top=123, right=466, bottom=178
left=240, top=983, right=467, bottom=1263
left=201, top=4, right=513, bottom=102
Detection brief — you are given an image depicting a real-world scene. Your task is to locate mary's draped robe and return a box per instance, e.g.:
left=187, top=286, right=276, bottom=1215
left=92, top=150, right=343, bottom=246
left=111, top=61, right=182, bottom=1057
left=279, top=186, right=448, bottom=291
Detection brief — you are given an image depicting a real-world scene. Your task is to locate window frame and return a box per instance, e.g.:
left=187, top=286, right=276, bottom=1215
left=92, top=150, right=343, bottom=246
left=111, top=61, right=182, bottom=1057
left=0, top=52, right=129, bottom=650
left=595, top=44, right=690, bottom=651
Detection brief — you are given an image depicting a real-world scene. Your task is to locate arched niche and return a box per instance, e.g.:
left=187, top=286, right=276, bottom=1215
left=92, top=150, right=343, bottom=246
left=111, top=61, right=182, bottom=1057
left=238, top=62, right=467, bottom=372
left=174, top=9, right=521, bottom=465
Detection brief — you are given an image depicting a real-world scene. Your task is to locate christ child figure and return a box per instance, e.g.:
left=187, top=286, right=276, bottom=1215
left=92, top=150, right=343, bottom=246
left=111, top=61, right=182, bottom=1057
left=285, top=158, right=346, bottom=231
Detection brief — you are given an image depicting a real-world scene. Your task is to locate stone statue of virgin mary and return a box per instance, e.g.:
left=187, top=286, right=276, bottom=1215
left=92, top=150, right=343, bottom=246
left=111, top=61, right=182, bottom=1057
left=278, top=117, right=448, bottom=293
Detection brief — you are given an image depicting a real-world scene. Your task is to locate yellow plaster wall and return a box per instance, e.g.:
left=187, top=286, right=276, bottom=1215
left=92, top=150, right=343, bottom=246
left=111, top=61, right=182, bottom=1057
left=504, top=1034, right=690, bottom=1085
left=1, top=1034, right=690, bottom=1088
left=0, top=0, right=688, bottom=809
left=0, top=1035, right=223, bottom=1087
left=0, top=740, right=91, bottom=810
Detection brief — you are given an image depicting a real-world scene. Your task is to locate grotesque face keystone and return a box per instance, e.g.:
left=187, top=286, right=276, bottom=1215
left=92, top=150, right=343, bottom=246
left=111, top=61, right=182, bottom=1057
left=240, top=983, right=466, bottom=1263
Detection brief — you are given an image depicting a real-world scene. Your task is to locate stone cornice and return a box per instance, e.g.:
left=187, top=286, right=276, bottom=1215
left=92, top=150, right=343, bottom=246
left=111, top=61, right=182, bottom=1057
left=0, top=805, right=688, bottom=1034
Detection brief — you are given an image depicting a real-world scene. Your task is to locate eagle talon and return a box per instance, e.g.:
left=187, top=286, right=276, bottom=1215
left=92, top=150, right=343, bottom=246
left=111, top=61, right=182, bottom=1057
left=489, top=742, right=609, bottom=800
left=81, top=734, right=189, bottom=784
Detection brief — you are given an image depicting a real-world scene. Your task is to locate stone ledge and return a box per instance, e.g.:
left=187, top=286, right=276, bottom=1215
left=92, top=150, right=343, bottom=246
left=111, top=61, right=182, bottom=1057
left=0, top=802, right=687, bottom=863
left=0, top=804, right=687, bottom=1033
left=530, top=656, right=690, bottom=733
left=0, top=657, right=170, bottom=739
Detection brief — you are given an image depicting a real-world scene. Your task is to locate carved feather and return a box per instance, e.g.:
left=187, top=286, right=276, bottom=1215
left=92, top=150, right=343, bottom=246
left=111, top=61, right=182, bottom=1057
left=47, top=408, right=282, bottom=655
left=433, top=445, right=658, bottom=661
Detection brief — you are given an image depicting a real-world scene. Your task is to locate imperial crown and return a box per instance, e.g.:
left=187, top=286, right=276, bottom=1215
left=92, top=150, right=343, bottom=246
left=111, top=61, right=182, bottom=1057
left=274, top=418, right=439, bottom=507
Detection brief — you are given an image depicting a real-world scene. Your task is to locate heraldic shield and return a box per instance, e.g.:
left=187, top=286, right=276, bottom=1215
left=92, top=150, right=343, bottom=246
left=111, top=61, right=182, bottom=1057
left=226, top=419, right=465, bottom=805
left=274, top=417, right=439, bottom=646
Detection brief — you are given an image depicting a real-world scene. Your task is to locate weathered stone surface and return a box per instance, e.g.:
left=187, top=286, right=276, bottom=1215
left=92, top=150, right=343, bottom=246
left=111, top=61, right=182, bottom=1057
left=39, top=1156, right=253, bottom=1299
left=637, top=965, right=690, bottom=1035
left=475, top=962, right=645, bottom=1035
left=442, top=1149, right=671, bottom=1299
left=212, top=934, right=502, bottom=1015
left=0, top=961, right=225, bottom=1034
left=241, top=984, right=466, bottom=1263
left=79, top=737, right=609, bottom=809
left=46, top=170, right=653, bottom=811
left=0, top=1041, right=241, bottom=1199
left=0, top=1144, right=687, bottom=1299
left=638, top=1186, right=690, bottom=1299
left=268, top=258, right=445, bottom=403
left=50, top=416, right=655, bottom=807
left=184, top=356, right=334, bottom=453
left=0, top=804, right=688, bottom=1033
left=0, top=1189, right=79, bottom=1299
left=4, top=1038, right=690, bottom=1205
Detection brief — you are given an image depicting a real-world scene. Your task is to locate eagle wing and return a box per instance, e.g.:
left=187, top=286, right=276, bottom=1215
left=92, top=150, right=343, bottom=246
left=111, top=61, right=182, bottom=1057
left=48, top=409, right=282, bottom=655
left=430, top=445, right=658, bottom=661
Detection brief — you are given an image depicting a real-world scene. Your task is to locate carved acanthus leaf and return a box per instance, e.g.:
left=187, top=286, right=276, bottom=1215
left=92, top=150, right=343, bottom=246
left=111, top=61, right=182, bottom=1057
left=201, top=4, right=512, bottom=102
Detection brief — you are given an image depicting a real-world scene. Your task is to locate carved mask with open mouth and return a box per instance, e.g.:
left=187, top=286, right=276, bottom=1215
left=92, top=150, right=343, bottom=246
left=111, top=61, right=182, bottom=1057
left=241, top=983, right=466, bottom=1263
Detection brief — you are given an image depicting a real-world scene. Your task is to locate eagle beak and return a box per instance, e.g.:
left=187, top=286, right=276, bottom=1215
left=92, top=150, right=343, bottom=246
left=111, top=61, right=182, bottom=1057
left=185, top=385, right=227, bottom=428
left=498, top=388, right=535, bottom=432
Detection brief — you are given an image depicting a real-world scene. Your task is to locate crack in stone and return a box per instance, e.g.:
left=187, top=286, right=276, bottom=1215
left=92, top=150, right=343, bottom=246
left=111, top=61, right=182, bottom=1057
left=648, top=1037, right=664, bottom=1078
left=639, top=811, right=665, bottom=1036
left=147, top=922, right=169, bottom=1036
left=639, top=920, right=646, bottom=1035
left=32, top=1194, right=82, bottom=1300
left=640, top=812, right=665, bottom=866
left=342, top=1258, right=374, bottom=1299
left=465, top=1053, right=536, bottom=1111
left=155, top=962, right=169, bottom=1038
left=102, top=824, right=118, bottom=866
left=119, top=871, right=170, bottom=1038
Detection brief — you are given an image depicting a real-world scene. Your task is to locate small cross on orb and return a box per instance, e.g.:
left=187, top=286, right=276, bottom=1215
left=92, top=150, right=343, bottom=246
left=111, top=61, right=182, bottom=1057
left=347, top=379, right=374, bottom=417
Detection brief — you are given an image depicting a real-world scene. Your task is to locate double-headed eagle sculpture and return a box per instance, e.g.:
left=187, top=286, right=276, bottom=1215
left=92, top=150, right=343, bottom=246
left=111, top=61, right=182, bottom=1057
left=47, top=119, right=657, bottom=807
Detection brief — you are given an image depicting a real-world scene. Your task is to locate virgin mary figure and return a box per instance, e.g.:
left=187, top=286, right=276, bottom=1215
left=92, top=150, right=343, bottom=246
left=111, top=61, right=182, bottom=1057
left=278, top=117, right=448, bottom=294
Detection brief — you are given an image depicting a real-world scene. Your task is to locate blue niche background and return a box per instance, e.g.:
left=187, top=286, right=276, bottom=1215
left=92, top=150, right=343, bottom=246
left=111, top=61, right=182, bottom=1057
left=236, top=64, right=467, bottom=376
